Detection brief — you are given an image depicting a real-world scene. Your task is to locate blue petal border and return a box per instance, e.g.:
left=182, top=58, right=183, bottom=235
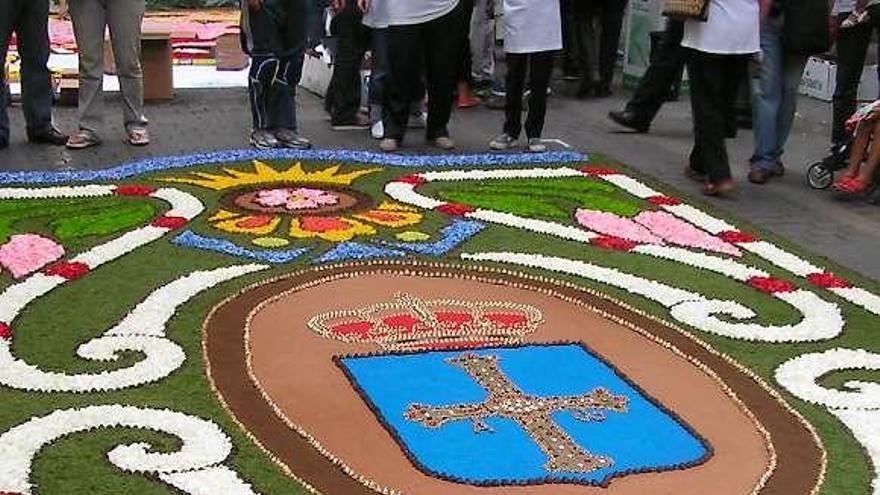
left=0, top=149, right=588, bottom=185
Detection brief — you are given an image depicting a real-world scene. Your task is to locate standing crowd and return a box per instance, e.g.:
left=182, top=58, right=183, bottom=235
left=1, top=0, right=878, bottom=199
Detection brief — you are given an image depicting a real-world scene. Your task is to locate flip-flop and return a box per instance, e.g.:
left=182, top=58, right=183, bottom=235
left=65, top=130, right=102, bottom=150
left=126, top=128, right=151, bottom=147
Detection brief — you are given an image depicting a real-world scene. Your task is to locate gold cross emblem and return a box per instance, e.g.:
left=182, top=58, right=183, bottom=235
left=404, top=353, right=629, bottom=473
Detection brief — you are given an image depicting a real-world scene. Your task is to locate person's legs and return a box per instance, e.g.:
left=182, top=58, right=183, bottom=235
left=424, top=2, right=467, bottom=140
left=596, top=0, right=628, bottom=94
left=524, top=52, right=554, bottom=139
left=750, top=14, right=784, bottom=172
left=841, top=122, right=872, bottom=179
left=328, top=1, right=368, bottom=125
left=384, top=24, right=422, bottom=142
left=774, top=50, right=808, bottom=162
left=859, top=122, right=880, bottom=182
left=624, top=19, right=685, bottom=123
left=107, top=0, right=147, bottom=133
left=470, top=0, right=495, bottom=84
left=17, top=0, right=55, bottom=136
left=0, top=0, right=17, bottom=147
left=687, top=50, right=733, bottom=185
left=271, top=0, right=308, bottom=133
left=573, top=0, right=597, bottom=94
left=69, top=0, right=108, bottom=135
left=503, top=53, right=527, bottom=139
left=832, top=15, right=871, bottom=148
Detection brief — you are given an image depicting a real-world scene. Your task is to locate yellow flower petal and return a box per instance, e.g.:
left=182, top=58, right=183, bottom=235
left=161, top=161, right=382, bottom=190
left=396, top=231, right=431, bottom=242
left=208, top=209, right=240, bottom=222
left=353, top=208, right=423, bottom=228
left=214, top=214, right=280, bottom=235
left=252, top=237, right=290, bottom=248
left=290, top=216, right=376, bottom=242
left=376, top=201, right=419, bottom=212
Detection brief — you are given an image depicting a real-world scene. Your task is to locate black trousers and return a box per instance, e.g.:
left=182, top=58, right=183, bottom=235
left=384, top=2, right=468, bottom=141
left=686, top=49, right=749, bottom=183
left=504, top=52, right=555, bottom=139
left=560, top=0, right=583, bottom=76
left=0, top=0, right=53, bottom=144
left=832, top=6, right=880, bottom=147
left=326, top=1, right=368, bottom=124
left=574, top=0, right=628, bottom=87
left=626, top=19, right=685, bottom=123
left=241, top=0, right=308, bottom=131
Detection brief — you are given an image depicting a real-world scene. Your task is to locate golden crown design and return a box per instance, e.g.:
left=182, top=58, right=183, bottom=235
left=308, top=293, right=544, bottom=351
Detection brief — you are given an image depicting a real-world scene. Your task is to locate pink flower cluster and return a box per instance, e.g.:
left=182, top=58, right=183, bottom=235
left=255, top=187, right=339, bottom=211
left=0, top=234, right=65, bottom=279
left=576, top=209, right=741, bottom=256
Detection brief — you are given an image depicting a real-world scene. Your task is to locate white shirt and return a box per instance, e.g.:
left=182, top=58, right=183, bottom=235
left=364, top=0, right=460, bottom=27
left=681, top=0, right=760, bottom=55
left=503, top=0, right=563, bottom=53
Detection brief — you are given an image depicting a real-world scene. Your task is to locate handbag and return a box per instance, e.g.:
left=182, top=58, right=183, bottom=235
left=663, top=0, right=710, bottom=22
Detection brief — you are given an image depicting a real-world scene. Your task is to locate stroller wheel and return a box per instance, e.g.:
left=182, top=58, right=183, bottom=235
left=807, top=162, right=834, bottom=190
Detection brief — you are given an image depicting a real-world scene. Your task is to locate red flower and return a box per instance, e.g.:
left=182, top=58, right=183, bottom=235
left=0, top=323, right=12, bottom=341
left=718, top=230, right=757, bottom=244
left=114, top=185, right=157, bottom=196
left=590, top=235, right=638, bottom=251
left=580, top=166, right=620, bottom=176
left=151, top=216, right=188, bottom=230
left=435, top=203, right=475, bottom=216
left=807, top=272, right=852, bottom=289
left=44, top=261, right=90, bottom=280
left=748, top=276, right=796, bottom=294
left=647, top=195, right=681, bottom=206
left=395, top=175, right=427, bottom=186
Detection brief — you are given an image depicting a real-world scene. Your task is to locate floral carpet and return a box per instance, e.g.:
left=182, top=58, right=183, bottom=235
left=0, top=150, right=878, bottom=495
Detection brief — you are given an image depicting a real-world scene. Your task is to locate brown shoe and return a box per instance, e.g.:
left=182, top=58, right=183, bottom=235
left=748, top=167, right=770, bottom=184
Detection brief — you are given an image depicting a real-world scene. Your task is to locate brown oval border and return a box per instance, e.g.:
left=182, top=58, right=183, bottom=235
left=202, top=261, right=826, bottom=495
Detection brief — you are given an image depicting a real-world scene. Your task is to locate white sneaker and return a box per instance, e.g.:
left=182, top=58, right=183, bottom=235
left=371, top=120, right=384, bottom=140
left=527, top=138, right=547, bottom=153
left=489, top=133, right=518, bottom=151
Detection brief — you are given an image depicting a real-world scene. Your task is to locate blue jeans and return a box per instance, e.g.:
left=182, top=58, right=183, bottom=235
left=750, top=13, right=808, bottom=171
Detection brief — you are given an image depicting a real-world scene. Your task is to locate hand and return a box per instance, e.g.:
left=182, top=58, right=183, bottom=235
left=358, top=0, right=371, bottom=13
left=248, top=0, right=262, bottom=9
left=331, top=0, right=346, bottom=12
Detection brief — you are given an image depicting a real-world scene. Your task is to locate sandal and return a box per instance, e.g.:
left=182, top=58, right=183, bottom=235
left=702, top=179, right=734, bottom=197
left=66, top=130, right=102, bottom=150
left=834, top=176, right=874, bottom=195
left=126, top=128, right=150, bottom=147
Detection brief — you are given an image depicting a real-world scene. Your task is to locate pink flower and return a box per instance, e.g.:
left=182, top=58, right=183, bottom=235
left=634, top=211, right=742, bottom=257
left=254, top=188, right=339, bottom=211
left=0, top=234, right=65, bottom=279
left=575, top=209, right=742, bottom=256
left=575, top=210, right=661, bottom=244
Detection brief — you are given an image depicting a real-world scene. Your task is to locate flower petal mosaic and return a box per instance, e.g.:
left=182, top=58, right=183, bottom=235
left=0, top=150, right=878, bottom=495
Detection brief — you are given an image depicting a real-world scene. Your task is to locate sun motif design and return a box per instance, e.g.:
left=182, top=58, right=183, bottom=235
left=162, top=161, right=424, bottom=245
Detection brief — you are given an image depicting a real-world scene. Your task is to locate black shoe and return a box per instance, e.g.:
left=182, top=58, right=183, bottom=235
left=594, top=84, right=613, bottom=98
left=28, top=126, right=68, bottom=146
left=608, top=110, right=650, bottom=133
left=576, top=82, right=596, bottom=99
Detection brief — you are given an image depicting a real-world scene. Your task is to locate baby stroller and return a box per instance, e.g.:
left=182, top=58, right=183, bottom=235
left=806, top=143, right=849, bottom=190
